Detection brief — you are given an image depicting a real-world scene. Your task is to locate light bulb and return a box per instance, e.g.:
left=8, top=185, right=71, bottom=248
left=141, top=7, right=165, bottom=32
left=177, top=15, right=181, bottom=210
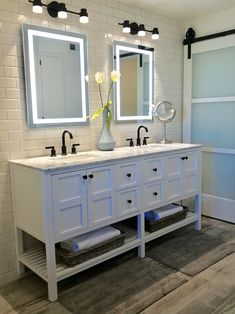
left=152, top=28, right=159, bottom=40
left=32, top=0, right=43, bottom=14
left=138, top=24, right=145, bottom=37
left=58, top=3, right=67, bottom=19
left=79, top=8, right=89, bottom=24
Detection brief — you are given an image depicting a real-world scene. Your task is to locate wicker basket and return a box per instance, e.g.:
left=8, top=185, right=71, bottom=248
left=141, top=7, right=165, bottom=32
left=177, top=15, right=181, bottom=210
left=56, top=230, right=126, bottom=267
left=145, top=205, right=188, bottom=233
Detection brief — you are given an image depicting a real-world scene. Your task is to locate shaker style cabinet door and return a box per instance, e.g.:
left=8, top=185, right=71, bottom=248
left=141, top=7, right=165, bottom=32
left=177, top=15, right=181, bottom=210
left=165, top=151, right=199, bottom=201
left=87, top=165, right=115, bottom=227
left=52, top=170, right=88, bottom=241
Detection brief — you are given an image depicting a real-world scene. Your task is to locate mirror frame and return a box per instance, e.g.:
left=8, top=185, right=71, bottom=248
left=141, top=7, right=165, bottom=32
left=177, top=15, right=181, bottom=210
left=113, top=41, right=154, bottom=122
left=22, top=24, right=89, bottom=128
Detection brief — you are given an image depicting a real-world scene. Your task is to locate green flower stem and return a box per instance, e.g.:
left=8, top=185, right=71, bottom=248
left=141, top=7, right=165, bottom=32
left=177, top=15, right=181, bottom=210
left=98, top=84, right=104, bottom=107
left=107, top=81, right=113, bottom=104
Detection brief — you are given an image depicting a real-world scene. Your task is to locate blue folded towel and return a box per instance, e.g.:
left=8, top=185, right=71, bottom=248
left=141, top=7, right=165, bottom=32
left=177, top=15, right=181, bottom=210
left=145, top=204, right=183, bottom=221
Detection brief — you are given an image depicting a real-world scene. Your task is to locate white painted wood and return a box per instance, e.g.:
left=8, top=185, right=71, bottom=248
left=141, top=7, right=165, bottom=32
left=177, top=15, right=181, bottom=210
left=87, top=165, right=115, bottom=227
left=202, top=194, right=235, bottom=223
left=192, top=96, right=235, bottom=103
left=116, top=187, right=140, bottom=216
left=183, top=34, right=235, bottom=222
left=42, top=173, right=58, bottom=302
left=11, top=146, right=201, bottom=302
left=115, top=161, right=140, bottom=189
left=142, top=157, right=164, bottom=183
left=183, top=45, right=192, bottom=143
left=143, top=181, right=164, bottom=209
left=52, top=170, right=87, bottom=240
left=203, top=146, right=235, bottom=155
left=10, top=165, right=45, bottom=241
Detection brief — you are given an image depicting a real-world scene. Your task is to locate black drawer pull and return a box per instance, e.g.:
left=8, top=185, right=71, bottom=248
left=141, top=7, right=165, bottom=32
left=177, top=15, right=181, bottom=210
left=88, top=174, right=94, bottom=179
left=153, top=168, right=158, bottom=172
left=126, top=173, right=132, bottom=177
left=185, top=156, right=188, bottom=160
left=127, top=199, right=132, bottom=204
left=83, top=175, right=87, bottom=180
left=181, top=157, right=185, bottom=160
left=153, top=192, right=158, bottom=196
left=181, top=156, right=188, bottom=160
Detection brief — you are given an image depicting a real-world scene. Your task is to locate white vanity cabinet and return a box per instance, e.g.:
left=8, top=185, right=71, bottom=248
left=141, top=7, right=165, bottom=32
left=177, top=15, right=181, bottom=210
left=10, top=144, right=201, bottom=302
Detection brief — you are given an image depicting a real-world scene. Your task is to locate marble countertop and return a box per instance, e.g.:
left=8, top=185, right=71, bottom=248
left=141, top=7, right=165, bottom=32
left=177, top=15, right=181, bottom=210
left=10, top=143, right=201, bottom=171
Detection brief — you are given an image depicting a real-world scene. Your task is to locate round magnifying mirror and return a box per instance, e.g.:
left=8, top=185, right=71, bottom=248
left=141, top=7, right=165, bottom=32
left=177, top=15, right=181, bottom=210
left=153, top=101, right=176, bottom=144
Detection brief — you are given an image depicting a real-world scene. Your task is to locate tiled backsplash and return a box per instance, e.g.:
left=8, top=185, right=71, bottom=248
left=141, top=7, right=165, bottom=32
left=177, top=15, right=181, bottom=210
left=0, top=0, right=184, bottom=280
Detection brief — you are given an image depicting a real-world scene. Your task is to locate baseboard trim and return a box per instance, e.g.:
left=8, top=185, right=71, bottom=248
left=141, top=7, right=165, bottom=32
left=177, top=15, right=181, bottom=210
left=202, top=194, right=235, bottom=223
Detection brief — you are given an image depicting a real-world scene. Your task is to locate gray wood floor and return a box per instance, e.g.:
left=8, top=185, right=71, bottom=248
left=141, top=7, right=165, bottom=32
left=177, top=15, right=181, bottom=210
left=1, top=218, right=235, bottom=314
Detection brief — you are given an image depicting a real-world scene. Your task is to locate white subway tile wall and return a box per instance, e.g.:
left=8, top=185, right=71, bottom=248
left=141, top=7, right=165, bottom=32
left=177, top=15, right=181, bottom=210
left=0, top=0, right=184, bottom=280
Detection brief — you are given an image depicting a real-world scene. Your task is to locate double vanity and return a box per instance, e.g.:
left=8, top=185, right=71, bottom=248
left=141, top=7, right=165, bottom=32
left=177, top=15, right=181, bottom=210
left=10, top=143, right=201, bottom=301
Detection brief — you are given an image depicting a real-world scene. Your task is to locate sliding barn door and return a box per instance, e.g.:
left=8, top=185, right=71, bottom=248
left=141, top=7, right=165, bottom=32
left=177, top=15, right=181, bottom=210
left=183, top=35, right=235, bottom=222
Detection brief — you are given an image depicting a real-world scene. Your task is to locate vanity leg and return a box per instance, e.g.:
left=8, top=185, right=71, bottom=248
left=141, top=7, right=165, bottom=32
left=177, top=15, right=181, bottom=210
left=15, top=227, right=25, bottom=274
left=137, top=214, right=145, bottom=258
left=194, top=194, right=201, bottom=231
left=45, top=242, right=58, bottom=302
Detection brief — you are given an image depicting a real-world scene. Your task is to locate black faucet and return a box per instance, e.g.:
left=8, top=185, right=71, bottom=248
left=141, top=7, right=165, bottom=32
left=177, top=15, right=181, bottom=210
left=61, top=130, right=73, bottom=155
left=136, top=125, right=148, bottom=146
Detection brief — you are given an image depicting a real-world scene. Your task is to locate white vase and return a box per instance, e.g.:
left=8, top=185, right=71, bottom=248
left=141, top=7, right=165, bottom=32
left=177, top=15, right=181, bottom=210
left=97, top=109, right=116, bottom=151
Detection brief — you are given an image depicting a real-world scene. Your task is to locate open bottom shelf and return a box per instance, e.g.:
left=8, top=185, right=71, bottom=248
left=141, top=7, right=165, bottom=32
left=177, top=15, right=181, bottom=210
left=144, top=212, right=198, bottom=243
left=19, top=237, right=140, bottom=283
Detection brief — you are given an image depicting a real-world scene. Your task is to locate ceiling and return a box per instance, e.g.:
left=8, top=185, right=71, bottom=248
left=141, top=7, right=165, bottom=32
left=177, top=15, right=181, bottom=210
left=120, top=0, right=235, bottom=21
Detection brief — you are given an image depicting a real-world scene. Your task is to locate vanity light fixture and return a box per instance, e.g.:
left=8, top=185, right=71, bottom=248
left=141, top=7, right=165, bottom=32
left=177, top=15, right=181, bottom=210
left=118, top=20, right=159, bottom=40
left=29, top=0, right=89, bottom=23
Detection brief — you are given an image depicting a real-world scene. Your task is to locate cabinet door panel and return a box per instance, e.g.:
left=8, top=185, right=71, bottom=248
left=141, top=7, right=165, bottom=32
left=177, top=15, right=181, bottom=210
left=52, top=171, right=87, bottom=240
left=165, top=155, right=181, bottom=177
left=117, top=187, right=140, bottom=216
left=143, top=157, right=164, bottom=183
left=87, top=166, right=115, bottom=226
left=184, top=173, right=199, bottom=195
left=184, top=152, right=198, bottom=173
left=143, top=182, right=163, bottom=209
left=116, top=161, right=139, bottom=189
left=165, top=177, right=181, bottom=200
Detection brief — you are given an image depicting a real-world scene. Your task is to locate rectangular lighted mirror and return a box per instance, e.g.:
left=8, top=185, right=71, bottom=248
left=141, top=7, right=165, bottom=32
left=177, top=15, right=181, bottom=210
left=22, top=24, right=89, bottom=128
left=113, top=41, right=154, bottom=122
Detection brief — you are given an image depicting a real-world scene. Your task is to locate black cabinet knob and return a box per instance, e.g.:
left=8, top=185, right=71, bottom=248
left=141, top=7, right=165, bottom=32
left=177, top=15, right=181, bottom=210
left=153, top=168, right=158, bottom=172
left=126, top=173, right=132, bottom=178
left=181, top=157, right=185, bottom=160
left=185, top=156, right=188, bottom=160
left=127, top=199, right=132, bottom=204
left=83, top=175, right=87, bottom=180
left=153, top=192, right=158, bottom=196
left=88, top=174, right=94, bottom=179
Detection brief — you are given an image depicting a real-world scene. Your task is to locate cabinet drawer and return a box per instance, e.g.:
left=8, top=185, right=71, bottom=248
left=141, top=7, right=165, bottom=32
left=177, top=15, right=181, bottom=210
left=116, top=161, right=140, bottom=189
left=143, top=157, right=164, bottom=183
left=143, top=182, right=164, bottom=209
left=117, top=187, right=140, bottom=217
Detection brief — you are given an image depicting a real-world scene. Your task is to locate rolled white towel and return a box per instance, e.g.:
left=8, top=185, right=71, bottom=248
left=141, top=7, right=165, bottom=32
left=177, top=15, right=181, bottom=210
left=153, top=204, right=183, bottom=220
left=60, top=226, right=121, bottom=253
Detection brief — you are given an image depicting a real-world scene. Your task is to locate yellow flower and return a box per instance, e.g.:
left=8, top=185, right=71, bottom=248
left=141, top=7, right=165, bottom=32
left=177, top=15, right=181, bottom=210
left=95, top=72, right=104, bottom=84
left=111, top=70, right=121, bottom=82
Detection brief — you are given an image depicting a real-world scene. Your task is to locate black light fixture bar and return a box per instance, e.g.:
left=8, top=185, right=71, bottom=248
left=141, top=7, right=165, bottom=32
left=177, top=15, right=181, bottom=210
left=183, top=27, right=235, bottom=59
left=28, top=0, right=88, bottom=21
left=118, top=20, right=159, bottom=40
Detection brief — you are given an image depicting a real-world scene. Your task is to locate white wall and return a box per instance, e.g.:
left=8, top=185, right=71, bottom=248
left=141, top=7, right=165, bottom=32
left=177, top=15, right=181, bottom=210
left=0, top=0, right=184, bottom=281
left=185, top=7, right=235, bottom=37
